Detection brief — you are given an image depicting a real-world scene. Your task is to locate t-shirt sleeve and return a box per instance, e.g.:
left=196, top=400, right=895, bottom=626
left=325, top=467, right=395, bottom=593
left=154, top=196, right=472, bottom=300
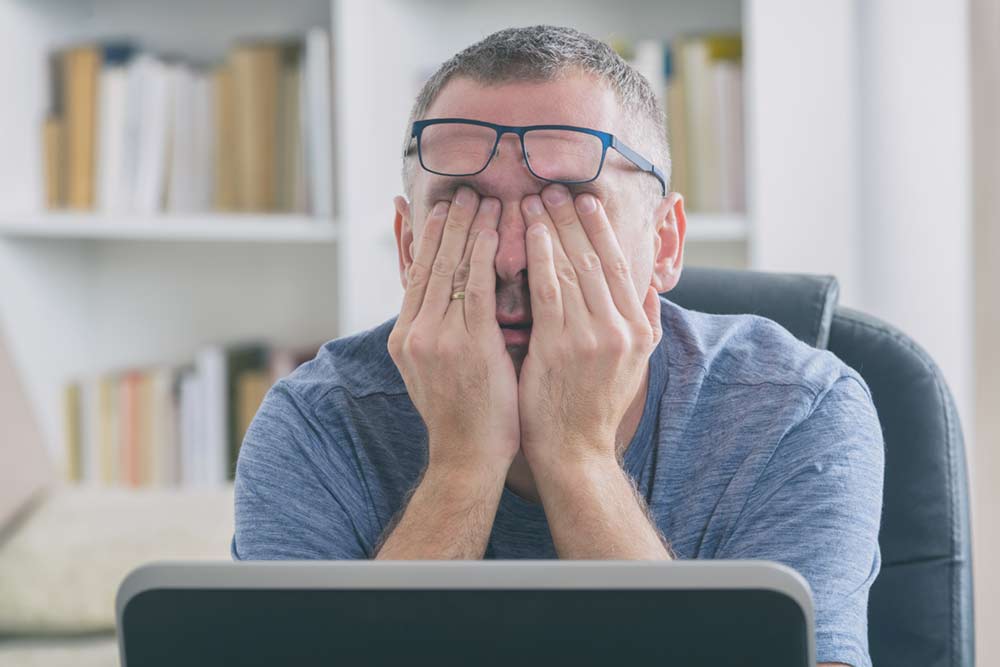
left=231, top=380, right=373, bottom=560
left=716, top=374, right=885, bottom=667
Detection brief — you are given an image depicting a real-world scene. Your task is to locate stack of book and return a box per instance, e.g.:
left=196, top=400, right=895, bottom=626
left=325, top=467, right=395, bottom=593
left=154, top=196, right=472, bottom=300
left=619, top=34, right=745, bottom=214
left=42, top=29, right=334, bottom=217
left=61, top=341, right=321, bottom=488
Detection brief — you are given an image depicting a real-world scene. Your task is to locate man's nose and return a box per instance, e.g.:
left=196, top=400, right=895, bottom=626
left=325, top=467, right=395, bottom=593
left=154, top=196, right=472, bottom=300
left=494, top=203, right=528, bottom=284
left=478, top=133, right=537, bottom=283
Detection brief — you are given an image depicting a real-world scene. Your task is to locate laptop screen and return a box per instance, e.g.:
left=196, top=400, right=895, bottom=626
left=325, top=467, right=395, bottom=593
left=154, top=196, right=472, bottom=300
left=121, top=586, right=810, bottom=666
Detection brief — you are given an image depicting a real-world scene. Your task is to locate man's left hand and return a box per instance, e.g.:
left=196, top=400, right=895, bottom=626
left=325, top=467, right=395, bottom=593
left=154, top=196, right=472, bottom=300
left=517, top=184, right=663, bottom=474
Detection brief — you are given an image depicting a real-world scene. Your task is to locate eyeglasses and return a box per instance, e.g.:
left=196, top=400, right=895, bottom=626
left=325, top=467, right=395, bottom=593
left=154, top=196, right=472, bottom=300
left=406, top=118, right=667, bottom=196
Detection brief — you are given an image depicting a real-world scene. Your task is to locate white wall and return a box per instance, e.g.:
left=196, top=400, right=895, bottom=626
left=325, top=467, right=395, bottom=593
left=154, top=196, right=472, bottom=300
left=855, top=0, right=973, bottom=442
left=745, top=0, right=860, bottom=304
left=970, top=0, right=999, bottom=662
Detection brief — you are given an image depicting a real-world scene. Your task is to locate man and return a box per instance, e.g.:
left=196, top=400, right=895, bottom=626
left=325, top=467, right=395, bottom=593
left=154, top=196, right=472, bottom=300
left=232, top=25, right=884, bottom=667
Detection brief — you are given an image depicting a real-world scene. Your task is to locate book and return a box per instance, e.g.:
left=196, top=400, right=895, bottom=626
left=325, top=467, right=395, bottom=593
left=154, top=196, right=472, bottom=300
left=230, top=42, right=281, bottom=212
left=236, top=370, right=271, bottom=463
left=62, top=383, right=82, bottom=482
left=44, top=34, right=324, bottom=215
left=96, top=44, right=135, bottom=212
left=304, top=28, right=334, bottom=218
left=225, top=344, right=270, bottom=478
left=42, top=117, right=64, bottom=208
left=212, top=64, right=237, bottom=210
left=63, top=45, right=101, bottom=209
left=119, top=370, right=140, bottom=487
left=277, top=42, right=306, bottom=213
left=672, top=34, right=743, bottom=212
left=97, top=374, right=118, bottom=485
left=132, top=55, right=171, bottom=214
left=61, top=340, right=321, bottom=490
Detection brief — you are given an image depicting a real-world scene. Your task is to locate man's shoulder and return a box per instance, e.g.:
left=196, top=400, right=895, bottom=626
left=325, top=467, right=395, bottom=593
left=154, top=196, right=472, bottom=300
left=660, top=295, right=864, bottom=401
left=281, top=316, right=406, bottom=407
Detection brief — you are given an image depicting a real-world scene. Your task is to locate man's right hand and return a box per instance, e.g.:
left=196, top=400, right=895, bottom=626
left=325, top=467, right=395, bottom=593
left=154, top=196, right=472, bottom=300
left=387, top=186, right=519, bottom=477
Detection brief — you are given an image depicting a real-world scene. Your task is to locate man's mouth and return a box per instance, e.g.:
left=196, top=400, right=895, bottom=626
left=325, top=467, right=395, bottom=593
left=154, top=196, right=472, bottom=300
left=498, top=316, right=532, bottom=346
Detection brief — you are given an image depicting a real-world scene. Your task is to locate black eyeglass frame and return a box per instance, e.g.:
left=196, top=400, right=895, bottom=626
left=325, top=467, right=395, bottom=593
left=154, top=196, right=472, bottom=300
left=407, top=117, right=667, bottom=197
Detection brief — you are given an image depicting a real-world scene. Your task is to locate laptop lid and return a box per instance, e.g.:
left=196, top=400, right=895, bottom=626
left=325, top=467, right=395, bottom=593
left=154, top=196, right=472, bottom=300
left=117, top=560, right=815, bottom=667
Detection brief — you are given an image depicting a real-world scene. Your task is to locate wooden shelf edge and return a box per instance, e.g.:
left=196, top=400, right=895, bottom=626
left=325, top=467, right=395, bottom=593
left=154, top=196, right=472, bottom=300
left=0, top=213, right=338, bottom=243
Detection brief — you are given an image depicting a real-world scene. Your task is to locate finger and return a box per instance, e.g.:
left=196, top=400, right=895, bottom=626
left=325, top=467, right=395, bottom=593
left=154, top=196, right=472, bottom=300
left=521, top=194, right=587, bottom=322
left=464, top=227, right=500, bottom=335
left=541, top=185, right=616, bottom=319
left=399, top=201, right=449, bottom=327
left=453, top=197, right=501, bottom=293
left=525, top=222, right=563, bottom=336
left=573, top=193, right=646, bottom=323
left=642, top=285, right=663, bottom=347
left=422, top=186, right=480, bottom=321
left=446, top=197, right=500, bottom=330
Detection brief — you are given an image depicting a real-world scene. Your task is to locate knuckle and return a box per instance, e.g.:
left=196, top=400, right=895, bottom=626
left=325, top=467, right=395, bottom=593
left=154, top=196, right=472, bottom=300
left=555, top=213, right=577, bottom=228
left=432, top=254, right=456, bottom=277
left=608, top=258, right=631, bottom=279
left=557, top=264, right=578, bottom=287
left=577, top=334, right=600, bottom=357
left=578, top=251, right=602, bottom=273
left=538, top=284, right=560, bottom=304
left=444, top=217, right=469, bottom=235
left=464, top=284, right=487, bottom=305
left=405, top=329, right=431, bottom=358
left=606, top=327, right=631, bottom=356
left=407, top=261, right=430, bottom=287
left=452, top=262, right=470, bottom=286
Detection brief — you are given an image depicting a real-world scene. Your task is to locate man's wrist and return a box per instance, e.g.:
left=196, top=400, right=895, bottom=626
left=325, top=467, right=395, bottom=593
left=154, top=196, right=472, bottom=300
left=529, top=446, right=621, bottom=499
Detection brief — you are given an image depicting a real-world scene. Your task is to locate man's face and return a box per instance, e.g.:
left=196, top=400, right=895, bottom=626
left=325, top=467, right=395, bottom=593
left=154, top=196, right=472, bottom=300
left=394, top=71, right=681, bottom=372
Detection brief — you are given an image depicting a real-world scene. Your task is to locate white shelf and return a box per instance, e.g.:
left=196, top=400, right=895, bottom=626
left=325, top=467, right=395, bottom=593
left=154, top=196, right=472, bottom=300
left=0, top=213, right=338, bottom=242
left=685, top=213, right=748, bottom=242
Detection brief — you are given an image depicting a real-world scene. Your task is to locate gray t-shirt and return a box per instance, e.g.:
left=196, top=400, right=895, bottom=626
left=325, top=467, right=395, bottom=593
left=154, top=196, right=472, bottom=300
left=232, top=296, right=884, bottom=667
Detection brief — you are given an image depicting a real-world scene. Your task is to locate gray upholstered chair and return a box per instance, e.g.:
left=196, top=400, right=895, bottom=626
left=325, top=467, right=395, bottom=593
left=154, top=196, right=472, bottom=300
left=667, top=266, right=975, bottom=667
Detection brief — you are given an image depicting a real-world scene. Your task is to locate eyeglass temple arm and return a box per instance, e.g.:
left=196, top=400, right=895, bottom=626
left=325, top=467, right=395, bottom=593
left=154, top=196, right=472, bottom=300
left=611, top=138, right=667, bottom=196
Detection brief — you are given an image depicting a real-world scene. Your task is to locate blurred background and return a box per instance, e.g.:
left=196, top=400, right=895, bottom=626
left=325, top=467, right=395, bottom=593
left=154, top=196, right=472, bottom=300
left=0, top=0, right=996, bottom=664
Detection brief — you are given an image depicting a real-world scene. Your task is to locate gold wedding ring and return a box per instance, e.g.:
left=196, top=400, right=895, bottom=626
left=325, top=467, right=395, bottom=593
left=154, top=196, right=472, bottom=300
left=450, top=291, right=466, bottom=301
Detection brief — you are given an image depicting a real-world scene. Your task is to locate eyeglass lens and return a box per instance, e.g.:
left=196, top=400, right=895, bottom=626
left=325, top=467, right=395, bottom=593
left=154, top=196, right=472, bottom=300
left=419, top=123, right=604, bottom=182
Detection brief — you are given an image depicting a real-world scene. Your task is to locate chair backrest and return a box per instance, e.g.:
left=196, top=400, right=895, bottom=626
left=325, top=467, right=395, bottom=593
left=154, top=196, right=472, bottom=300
left=668, top=267, right=975, bottom=667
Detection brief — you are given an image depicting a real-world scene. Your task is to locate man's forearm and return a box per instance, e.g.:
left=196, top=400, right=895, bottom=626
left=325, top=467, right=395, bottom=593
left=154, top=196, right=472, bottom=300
left=534, top=455, right=673, bottom=560
left=374, top=463, right=505, bottom=559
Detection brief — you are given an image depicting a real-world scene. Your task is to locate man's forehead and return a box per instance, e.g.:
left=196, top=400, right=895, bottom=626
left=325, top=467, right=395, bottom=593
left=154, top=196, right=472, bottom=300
left=423, top=72, right=620, bottom=131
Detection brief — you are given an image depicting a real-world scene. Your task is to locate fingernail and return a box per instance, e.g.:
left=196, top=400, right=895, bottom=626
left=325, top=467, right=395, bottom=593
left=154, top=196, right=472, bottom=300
left=542, top=186, right=568, bottom=205
left=575, top=194, right=597, bottom=214
left=480, top=198, right=500, bottom=216
left=454, top=187, right=473, bottom=207
left=524, top=196, right=544, bottom=215
left=432, top=201, right=449, bottom=217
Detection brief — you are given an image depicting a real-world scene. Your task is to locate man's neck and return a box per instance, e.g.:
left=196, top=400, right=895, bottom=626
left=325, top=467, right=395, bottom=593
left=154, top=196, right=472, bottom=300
left=504, top=365, right=651, bottom=505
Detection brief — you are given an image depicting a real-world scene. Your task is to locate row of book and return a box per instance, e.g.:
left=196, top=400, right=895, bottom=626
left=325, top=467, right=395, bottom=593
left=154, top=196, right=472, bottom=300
left=618, top=34, right=745, bottom=214
left=62, top=341, right=322, bottom=488
left=43, top=29, right=334, bottom=216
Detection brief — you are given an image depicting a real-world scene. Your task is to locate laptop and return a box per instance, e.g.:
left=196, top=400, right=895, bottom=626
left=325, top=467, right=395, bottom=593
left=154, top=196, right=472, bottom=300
left=116, top=560, right=815, bottom=666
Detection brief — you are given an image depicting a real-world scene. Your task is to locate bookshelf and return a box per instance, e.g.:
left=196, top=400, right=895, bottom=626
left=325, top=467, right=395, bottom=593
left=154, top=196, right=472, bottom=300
left=0, top=0, right=864, bottom=474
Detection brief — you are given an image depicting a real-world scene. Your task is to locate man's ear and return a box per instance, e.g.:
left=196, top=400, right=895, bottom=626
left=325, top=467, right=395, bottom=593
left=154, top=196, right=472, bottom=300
left=650, top=192, right=686, bottom=293
left=393, top=195, right=414, bottom=289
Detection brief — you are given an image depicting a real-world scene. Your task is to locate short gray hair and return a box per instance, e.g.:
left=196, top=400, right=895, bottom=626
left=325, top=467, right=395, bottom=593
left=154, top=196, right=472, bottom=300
left=401, top=25, right=671, bottom=202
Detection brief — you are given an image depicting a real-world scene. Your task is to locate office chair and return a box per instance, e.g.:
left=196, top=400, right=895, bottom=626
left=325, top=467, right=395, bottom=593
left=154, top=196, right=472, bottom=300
left=667, top=266, right=975, bottom=667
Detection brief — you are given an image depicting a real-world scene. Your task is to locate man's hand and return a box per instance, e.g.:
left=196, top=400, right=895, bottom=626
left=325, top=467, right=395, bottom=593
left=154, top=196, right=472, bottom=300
left=516, top=184, right=663, bottom=472
left=387, top=186, right=519, bottom=476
